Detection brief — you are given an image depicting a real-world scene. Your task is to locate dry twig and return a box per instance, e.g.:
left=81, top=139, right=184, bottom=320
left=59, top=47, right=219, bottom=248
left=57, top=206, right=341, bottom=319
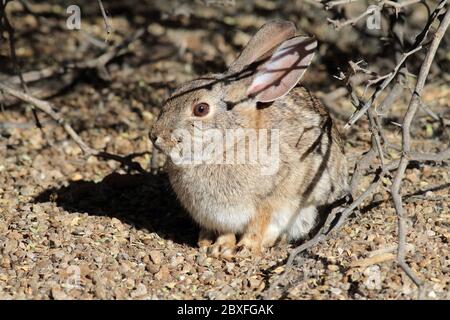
left=97, top=0, right=113, bottom=41
left=265, top=0, right=450, bottom=300
left=0, top=82, right=148, bottom=174
left=390, top=7, right=450, bottom=298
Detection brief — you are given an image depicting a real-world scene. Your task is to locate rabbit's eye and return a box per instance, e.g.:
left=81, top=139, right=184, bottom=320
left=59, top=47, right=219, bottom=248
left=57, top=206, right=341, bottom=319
left=193, top=103, right=210, bottom=117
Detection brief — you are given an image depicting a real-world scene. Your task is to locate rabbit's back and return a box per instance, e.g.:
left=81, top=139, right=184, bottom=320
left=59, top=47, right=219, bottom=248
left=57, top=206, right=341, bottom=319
left=268, top=86, right=349, bottom=206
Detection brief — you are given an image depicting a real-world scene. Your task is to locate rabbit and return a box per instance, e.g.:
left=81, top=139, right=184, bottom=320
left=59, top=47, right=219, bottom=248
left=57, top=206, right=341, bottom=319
left=150, top=21, right=349, bottom=259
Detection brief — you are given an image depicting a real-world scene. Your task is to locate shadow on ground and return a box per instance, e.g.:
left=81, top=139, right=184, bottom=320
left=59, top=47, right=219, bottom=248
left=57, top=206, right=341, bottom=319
left=34, top=171, right=198, bottom=246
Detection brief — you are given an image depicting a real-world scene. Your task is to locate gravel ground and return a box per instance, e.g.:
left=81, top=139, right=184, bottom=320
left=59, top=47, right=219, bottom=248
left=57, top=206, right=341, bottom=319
left=0, top=0, right=449, bottom=299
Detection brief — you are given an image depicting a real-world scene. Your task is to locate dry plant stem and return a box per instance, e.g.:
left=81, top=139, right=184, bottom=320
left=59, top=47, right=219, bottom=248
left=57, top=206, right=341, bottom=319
left=0, top=82, right=148, bottom=174
left=301, top=0, right=324, bottom=8
left=376, top=69, right=405, bottom=115
left=266, top=2, right=449, bottom=299
left=327, top=0, right=425, bottom=28
left=349, top=110, right=384, bottom=196
left=368, top=148, right=450, bottom=175
left=345, top=46, right=423, bottom=128
left=417, top=100, right=442, bottom=122
left=0, top=120, right=52, bottom=129
left=302, top=0, right=323, bottom=8
left=2, top=28, right=144, bottom=88
left=326, top=0, right=423, bottom=10
left=1, top=8, right=145, bottom=169
left=349, top=87, right=386, bottom=195
left=69, top=28, right=144, bottom=71
left=97, top=0, right=113, bottom=39
left=333, top=0, right=447, bottom=128
left=264, top=172, right=385, bottom=298
left=0, top=82, right=97, bottom=156
left=367, top=109, right=385, bottom=167
left=350, top=147, right=377, bottom=195
left=383, top=0, right=423, bottom=10
left=1, top=1, right=43, bottom=129
left=325, top=0, right=363, bottom=9
left=327, top=6, right=377, bottom=29
left=410, top=148, right=450, bottom=161
left=2, top=67, right=66, bottom=85
left=391, top=7, right=450, bottom=298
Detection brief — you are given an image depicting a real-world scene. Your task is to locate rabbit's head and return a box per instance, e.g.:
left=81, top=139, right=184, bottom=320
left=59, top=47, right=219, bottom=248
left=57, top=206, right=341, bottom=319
left=150, top=21, right=317, bottom=161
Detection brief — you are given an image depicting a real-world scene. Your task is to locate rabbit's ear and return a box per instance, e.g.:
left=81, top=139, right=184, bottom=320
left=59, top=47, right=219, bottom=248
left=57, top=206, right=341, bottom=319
left=246, top=36, right=317, bottom=103
left=228, top=21, right=296, bottom=73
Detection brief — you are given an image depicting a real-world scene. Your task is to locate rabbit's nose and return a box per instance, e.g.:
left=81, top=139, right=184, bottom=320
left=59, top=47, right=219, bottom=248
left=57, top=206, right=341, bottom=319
left=150, top=132, right=164, bottom=151
left=149, top=129, right=164, bottom=145
left=149, top=131, right=158, bottom=144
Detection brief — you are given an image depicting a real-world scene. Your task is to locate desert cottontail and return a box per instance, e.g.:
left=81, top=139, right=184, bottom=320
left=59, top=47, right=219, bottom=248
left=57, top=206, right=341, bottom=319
left=150, top=21, right=349, bottom=259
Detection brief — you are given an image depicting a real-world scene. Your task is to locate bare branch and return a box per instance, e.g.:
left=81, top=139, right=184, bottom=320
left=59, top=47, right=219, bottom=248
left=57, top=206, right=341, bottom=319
left=0, top=82, right=96, bottom=155
left=382, top=0, right=423, bottom=10
left=266, top=1, right=449, bottom=300
left=0, top=82, right=148, bottom=174
left=300, top=0, right=325, bottom=8
left=345, top=46, right=423, bottom=128
left=327, top=0, right=427, bottom=29
left=327, top=6, right=377, bottom=29
left=264, top=171, right=384, bottom=298
left=376, top=69, right=406, bottom=115
left=367, top=109, right=386, bottom=167
left=0, top=28, right=145, bottom=105
left=391, top=7, right=450, bottom=297
left=410, top=148, right=450, bottom=162
left=324, top=0, right=363, bottom=9
left=97, top=0, right=113, bottom=41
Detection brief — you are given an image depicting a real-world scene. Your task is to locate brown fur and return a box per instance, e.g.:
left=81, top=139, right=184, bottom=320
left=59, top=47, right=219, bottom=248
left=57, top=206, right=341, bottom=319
left=150, top=21, right=349, bottom=259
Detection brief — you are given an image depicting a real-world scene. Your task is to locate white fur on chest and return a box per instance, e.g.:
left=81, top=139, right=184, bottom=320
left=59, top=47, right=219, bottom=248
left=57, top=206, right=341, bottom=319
left=190, top=202, right=255, bottom=233
left=169, top=164, right=256, bottom=233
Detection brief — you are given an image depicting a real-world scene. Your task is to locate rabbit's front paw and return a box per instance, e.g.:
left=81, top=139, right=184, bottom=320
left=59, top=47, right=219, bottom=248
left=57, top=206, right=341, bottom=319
left=197, top=228, right=214, bottom=249
left=237, top=233, right=262, bottom=255
left=205, top=233, right=236, bottom=261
